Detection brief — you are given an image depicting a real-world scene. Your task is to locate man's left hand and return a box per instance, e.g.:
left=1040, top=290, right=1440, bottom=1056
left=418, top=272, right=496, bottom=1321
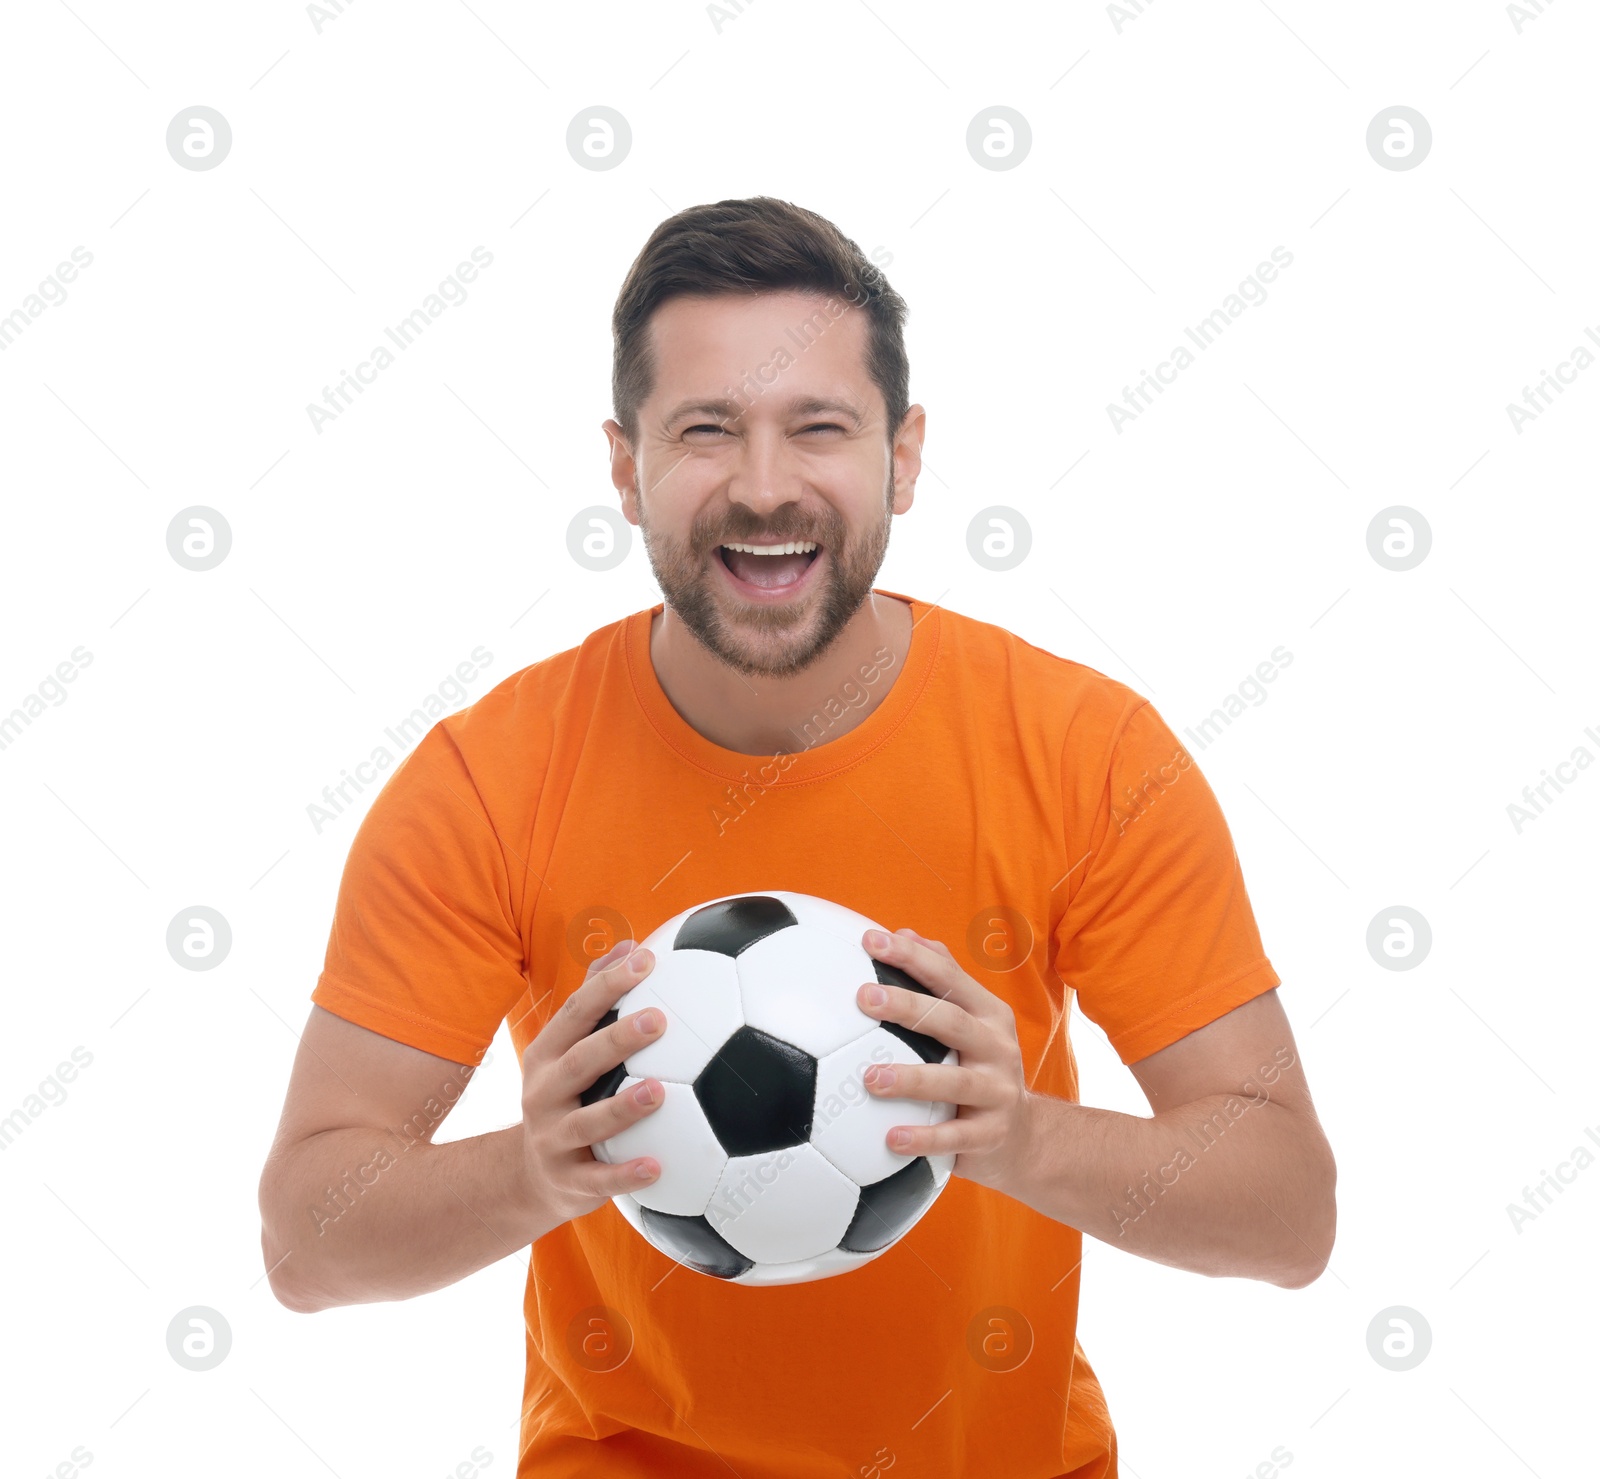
left=856, top=926, right=1038, bottom=1195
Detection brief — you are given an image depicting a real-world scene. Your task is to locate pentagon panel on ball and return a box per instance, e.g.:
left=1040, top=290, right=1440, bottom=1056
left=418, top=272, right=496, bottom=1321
left=584, top=892, right=961, bottom=1286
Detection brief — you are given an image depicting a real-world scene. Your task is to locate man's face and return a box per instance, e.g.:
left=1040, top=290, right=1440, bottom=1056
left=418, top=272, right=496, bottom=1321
left=608, top=289, right=919, bottom=681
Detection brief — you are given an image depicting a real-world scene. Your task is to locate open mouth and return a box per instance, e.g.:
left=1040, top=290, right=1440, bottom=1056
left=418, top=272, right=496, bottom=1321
left=716, top=540, right=822, bottom=594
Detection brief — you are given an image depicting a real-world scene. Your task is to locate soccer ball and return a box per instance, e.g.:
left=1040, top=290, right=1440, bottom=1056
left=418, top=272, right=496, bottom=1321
left=582, top=891, right=959, bottom=1286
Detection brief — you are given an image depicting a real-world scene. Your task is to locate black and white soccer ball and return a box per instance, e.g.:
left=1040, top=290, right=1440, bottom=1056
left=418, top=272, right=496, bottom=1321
left=582, top=891, right=958, bottom=1286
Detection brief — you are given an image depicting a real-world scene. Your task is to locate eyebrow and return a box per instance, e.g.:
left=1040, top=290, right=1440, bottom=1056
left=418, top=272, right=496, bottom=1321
left=662, top=395, right=865, bottom=429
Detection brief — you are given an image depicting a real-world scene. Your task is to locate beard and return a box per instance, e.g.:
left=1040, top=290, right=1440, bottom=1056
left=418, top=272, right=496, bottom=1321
left=637, top=480, right=893, bottom=682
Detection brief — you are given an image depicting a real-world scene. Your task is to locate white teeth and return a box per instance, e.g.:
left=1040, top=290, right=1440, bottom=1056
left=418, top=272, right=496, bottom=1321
left=721, top=541, right=818, bottom=556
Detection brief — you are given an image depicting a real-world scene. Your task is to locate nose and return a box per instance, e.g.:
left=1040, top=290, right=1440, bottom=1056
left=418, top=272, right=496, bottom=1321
left=724, top=423, right=805, bottom=523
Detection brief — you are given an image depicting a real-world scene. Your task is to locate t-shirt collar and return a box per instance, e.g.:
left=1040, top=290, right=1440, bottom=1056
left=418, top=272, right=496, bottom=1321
left=624, top=587, right=941, bottom=784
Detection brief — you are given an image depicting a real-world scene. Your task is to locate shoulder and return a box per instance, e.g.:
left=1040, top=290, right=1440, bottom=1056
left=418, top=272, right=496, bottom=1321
left=436, top=608, right=639, bottom=760
left=931, top=603, right=1152, bottom=759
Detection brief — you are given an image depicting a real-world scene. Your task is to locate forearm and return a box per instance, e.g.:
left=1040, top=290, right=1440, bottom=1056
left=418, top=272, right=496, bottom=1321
left=1009, top=1091, right=1336, bottom=1287
left=259, top=1123, right=555, bottom=1313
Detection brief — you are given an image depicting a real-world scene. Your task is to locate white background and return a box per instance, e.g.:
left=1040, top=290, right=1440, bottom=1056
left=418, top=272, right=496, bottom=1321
left=2, top=1, right=1596, bottom=1475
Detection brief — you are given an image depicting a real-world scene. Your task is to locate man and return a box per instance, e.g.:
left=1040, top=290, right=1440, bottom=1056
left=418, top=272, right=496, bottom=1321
left=258, top=195, right=1336, bottom=1478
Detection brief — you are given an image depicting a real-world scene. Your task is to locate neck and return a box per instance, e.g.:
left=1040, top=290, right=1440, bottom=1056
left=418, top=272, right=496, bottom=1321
left=649, top=592, right=913, bottom=757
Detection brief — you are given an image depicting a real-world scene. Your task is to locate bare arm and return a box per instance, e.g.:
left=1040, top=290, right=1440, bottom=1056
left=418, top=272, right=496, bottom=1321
left=256, top=1007, right=540, bottom=1313
left=257, top=943, right=671, bottom=1314
left=1009, top=989, right=1337, bottom=1287
left=848, top=929, right=1335, bottom=1290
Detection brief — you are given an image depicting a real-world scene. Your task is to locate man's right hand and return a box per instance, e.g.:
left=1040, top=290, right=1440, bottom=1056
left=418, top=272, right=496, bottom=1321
left=517, top=939, right=667, bottom=1229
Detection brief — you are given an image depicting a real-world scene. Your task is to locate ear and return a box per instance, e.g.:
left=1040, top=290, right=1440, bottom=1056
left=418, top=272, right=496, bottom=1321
left=602, top=418, right=642, bottom=526
left=890, top=404, right=925, bottom=515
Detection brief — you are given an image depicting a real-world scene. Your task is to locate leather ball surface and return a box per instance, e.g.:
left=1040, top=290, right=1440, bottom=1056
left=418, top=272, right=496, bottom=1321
left=583, top=891, right=958, bottom=1286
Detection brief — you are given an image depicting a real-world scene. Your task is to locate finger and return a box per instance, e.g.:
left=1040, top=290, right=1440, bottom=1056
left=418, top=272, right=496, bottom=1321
left=882, top=1115, right=986, bottom=1157
left=550, top=1000, right=666, bottom=1107
left=563, top=1073, right=666, bottom=1152
left=899, top=926, right=954, bottom=960
left=527, top=947, right=655, bottom=1068
left=585, top=937, right=636, bottom=977
left=571, top=1144, right=662, bottom=1194
left=865, top=928, right=1006, bottom=1023
left=857, top=976, right=983, bottom=1055
left=864, top=1060, right=988, bottom=1107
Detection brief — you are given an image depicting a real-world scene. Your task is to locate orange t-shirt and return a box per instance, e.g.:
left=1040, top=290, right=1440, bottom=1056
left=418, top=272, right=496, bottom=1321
left=311, top=588, right=1280, bottom=1479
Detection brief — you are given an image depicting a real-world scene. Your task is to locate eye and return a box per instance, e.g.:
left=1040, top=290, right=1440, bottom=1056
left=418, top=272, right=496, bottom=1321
left=684, top=423, right=729, bottom=437
left=800, top=423, right=846, bottom=435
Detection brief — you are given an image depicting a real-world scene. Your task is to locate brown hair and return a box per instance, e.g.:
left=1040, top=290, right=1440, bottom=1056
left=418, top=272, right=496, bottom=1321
left=611, top=196, right=909, bottom=451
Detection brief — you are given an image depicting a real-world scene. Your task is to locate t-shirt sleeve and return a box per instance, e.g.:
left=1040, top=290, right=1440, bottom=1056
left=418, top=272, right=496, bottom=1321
left=310, top=722, right=530, bottom=1066
left=1053, top=696, right=1280, bottom=1065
